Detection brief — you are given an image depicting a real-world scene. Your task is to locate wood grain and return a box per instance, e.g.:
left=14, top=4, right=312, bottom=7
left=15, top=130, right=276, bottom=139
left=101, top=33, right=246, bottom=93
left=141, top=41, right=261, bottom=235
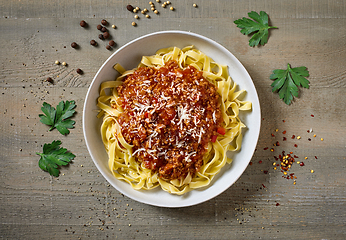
left=1, top=0, right=345, bottom=239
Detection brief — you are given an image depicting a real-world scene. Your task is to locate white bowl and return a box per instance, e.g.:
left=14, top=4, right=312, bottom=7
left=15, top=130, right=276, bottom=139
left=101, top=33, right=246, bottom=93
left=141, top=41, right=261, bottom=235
left=83, top=30, right=261, bottom=207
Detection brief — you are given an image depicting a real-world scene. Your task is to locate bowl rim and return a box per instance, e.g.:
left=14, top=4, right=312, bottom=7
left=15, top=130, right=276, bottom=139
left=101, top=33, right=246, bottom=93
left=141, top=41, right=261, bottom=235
left=83, top=30, right=261, bottom=207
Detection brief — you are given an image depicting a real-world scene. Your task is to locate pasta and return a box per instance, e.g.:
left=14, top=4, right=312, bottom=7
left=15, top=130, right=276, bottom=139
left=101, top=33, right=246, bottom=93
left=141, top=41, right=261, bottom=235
left=97, top=46, right=251, bottom=195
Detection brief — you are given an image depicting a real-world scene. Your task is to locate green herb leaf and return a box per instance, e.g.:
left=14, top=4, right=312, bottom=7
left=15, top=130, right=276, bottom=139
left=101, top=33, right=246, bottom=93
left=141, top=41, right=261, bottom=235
left=234, top=11, right=277, bottom=47
left=270, top=64, right=310, bottom=105
left=36, top=140, right=75, bottom=177
left=39, top=100, right=76, bottom=135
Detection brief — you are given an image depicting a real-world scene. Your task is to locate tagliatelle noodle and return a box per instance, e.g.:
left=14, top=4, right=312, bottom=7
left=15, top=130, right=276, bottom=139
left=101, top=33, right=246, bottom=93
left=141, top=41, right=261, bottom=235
left=97, top=46, right=252, bottom=195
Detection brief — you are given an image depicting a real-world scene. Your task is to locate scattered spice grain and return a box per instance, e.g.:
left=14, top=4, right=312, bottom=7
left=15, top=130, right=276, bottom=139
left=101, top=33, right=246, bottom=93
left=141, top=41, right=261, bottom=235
left=193, top=3, right=197, bottom=7
left=90, top=40, right=97, bottom=46
left=127, top=5, right=134, bottom=12
left=71, top=42, right=78, bottom=48
left=101, top=27, right=107, bottom=32
left=76, top=69, right=83, bottom=74
left=80, top=20, right=87, bottom=27
left=106, top=45, right=111, bottom=50
left=46, top=77, right=54, bottom=83
left=112, top=24, right=116, bottom=29
left=103, top=32, right=110, bottom=39
left=55, top=60, right=60, bottom=65
left=97, top=24, right=102, bottom=30
left=131, top=22, right=136, bottom=26
left=98, top=34, right=104, bottom=40
left=109, top=40, right=115, bottom=46
left=101, top=19, right=108, bottom=26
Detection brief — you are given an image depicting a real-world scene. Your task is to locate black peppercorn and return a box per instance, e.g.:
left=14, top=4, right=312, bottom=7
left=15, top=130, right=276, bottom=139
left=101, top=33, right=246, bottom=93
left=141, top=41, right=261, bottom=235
left=97, top=24, right=102, bottom=30
left=98, top=34, right=104, bottom=40
left=46, top=77, right=54, bottom=83
left=101, top=27, right=107, bottom=33
left=90, top=40, right=97, bottom=46
left=80, top=20, right=87, bottom=27
left=71, top=42, right=78, bottom=48
left=106, top=45, right=111, bottom=50
left=127, top=5, right=134, bottom=12
left=108, top=40, right=115, bottom=46
left=76, top=69, right=83, bottom=74
left=103, top=32, right=110, bottom=39
left=101, top=19, right=108, bottom=26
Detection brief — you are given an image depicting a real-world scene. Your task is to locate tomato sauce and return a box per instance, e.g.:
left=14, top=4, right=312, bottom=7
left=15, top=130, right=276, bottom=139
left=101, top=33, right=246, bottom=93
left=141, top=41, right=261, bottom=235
left=116, top=60, right=222, bottom=180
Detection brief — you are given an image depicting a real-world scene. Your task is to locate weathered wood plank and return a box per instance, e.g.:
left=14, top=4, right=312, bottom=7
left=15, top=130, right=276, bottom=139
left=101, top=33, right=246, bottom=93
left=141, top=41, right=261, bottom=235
left=0, top=0, right=345, bottom=239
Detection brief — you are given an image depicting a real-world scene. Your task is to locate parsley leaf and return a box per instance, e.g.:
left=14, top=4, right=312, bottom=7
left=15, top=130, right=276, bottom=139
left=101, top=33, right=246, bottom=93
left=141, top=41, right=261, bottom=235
left=234, top=11, right=277, bottom=47
left=39, top=100, right=76, bottom=135
left=36, top=140, right=75, bottom=177
left=270, top=63, right=310, bottom=105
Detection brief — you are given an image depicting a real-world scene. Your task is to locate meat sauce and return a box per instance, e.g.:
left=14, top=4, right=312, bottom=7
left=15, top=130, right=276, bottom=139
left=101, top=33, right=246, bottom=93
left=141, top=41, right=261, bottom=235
left=116, top=60, right=222, bottom=180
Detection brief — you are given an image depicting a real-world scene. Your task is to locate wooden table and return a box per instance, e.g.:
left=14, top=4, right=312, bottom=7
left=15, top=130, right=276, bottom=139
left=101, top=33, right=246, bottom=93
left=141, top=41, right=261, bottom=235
left=1, top=0, right=345, bottom=239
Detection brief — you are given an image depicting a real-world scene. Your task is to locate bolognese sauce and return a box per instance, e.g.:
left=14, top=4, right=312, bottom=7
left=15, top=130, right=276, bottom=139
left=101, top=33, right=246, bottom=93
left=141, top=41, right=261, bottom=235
left=116, top=60, right=223, bottom=180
